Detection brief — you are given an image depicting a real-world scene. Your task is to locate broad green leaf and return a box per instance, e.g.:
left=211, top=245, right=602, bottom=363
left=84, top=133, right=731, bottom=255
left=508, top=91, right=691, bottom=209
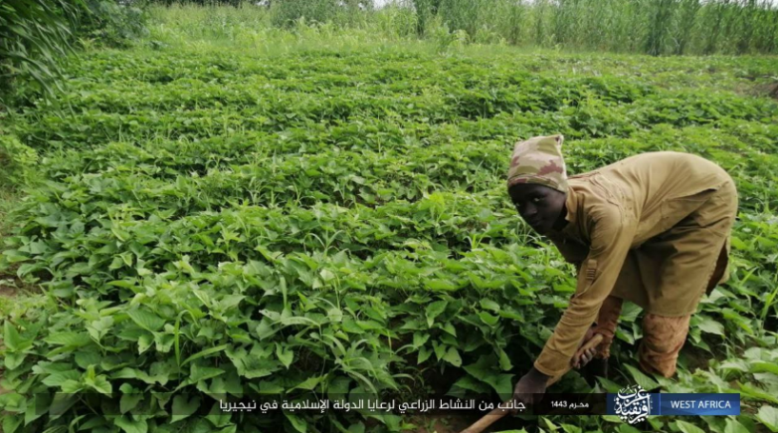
left=418, top=346, right=432, bottom=364
left=190, top=364, right=225, bottom=383
left=42, top=370, right=80, bottom=387
left=448, top=375, right=491, bottom=394
left=424, top=280, right=458, bottom=291
left=44, top=332, right=91, bottom=347
left=463, top=355, right=514, bottom=396
left=276, top=344, right=294, bottom=369
left=730, top=236, right=747, bottom=250
left=561, top=424, right=581, bottom=433
left=348, top=423, right=365, bottom=433
left=4, top=322, right=26, bottom=352
left=127, top=309, right=165, bottom=332
left=724, top=419, right=750, bottom=433
left=75, top=351, right=102, bottom=370
left=676, top=420, right=706, bottom=433
left=623, top=364, right=659, bottom=390
left=432, top=341, right=447, bottom=360
left=114, top=415, right=148, bottom=433
left=284, top=412, right=308, bottom=433
left=256, top=319, right=277, bottom=339
left=479, top=299, right=501, bottom=312
left=49, top=393, right=78, bottom=418
left=24, top=394, right=49, bottom=426
left=3, top=415, right=22, bottom=433
left=413, top=332, right=429, bottom=348
left=750, top=362, right=778, bottom=376
left=218, top=295, right=245, bottom=311
left=206, top=402, right=233, bottom=428
left=342, top=318, right=365, bottom=334
left=121, top=389, right=144, bottom=415
left=442, top=322, right=457, bottom=337
left=5, top=353, right=26, bottom=370
left=138, top=333, right=153, bottom=355
left=498, top=348, right=513, bottom=371
left=61, top=380, right=83, bottom=393
left=320, top=269, right=335, bottom=282
left=171, top=395, right=200, bottom=423
left=442, top=347, right=462, bottom=367
left=698, top=317, right=725, bottom=336
left=291, top=375, right=324, bottom=391
left=478, top=311, right=499, bottom=326
left=756, top=405, right=778, bottom=432
left=327, top=308, right=343, bottom=323
left=596, top=377, right=623, bottom=393
left=740, top=382, right=778, bottom=404
left=85, top=374, right=112, bottom=394
left=425, top=300, right=448, bottom=327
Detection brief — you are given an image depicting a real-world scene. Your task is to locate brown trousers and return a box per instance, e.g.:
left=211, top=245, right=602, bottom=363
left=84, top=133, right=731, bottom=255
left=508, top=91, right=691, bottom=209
left=592, top=296, right=690, bottom=378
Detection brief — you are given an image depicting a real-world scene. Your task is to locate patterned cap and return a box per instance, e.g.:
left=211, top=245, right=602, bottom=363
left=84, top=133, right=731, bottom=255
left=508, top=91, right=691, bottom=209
left=507, top=134, right=568, bottom=193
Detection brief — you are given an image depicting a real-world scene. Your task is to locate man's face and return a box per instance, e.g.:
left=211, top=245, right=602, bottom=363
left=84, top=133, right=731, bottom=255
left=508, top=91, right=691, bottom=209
left=509, top=183, right=567, bottom=235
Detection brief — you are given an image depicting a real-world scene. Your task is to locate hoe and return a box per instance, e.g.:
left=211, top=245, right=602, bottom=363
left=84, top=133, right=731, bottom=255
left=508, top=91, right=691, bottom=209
left=460, top=334, right=605, bottom=433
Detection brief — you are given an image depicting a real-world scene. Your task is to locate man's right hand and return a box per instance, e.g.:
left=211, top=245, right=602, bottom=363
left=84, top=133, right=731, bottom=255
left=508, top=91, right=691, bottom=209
left=511, top=367, right=549, bottom=414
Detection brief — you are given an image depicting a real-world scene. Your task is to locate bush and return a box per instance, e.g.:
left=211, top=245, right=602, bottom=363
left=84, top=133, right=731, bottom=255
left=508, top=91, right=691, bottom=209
left=78, top=0, right=150, bottom=48
left=0, top=132, right=39, bottom=189
left=0, top=0, right=148, bottom=101
left=0, top=0, right=85, bottom=97
left=270, top=0, right=372, bottom=29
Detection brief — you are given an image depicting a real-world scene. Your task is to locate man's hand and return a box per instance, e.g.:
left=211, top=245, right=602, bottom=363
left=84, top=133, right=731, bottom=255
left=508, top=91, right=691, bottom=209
left=572, top=326, right=598, bottom=369
left=511, top=367, right=548, bottom=413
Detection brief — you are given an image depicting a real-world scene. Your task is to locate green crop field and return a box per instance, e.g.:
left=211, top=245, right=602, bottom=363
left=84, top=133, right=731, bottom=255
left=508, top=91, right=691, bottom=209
left=1, top=4, right=778, bottom=433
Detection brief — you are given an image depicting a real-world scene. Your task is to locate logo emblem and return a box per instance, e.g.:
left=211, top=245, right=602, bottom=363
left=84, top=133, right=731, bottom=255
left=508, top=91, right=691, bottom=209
left=613, top=384, right=651, bottom=424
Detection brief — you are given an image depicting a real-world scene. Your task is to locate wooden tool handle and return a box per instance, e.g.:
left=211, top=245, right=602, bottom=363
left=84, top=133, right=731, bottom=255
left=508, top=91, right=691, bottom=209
left=459, top=333, right=604, bottom=433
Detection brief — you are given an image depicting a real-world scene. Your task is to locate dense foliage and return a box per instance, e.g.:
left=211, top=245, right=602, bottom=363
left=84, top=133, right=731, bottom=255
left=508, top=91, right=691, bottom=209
left=132, top=0, right=778, bottom=55
left=3, top=0, right=776, bottom=103
left=0, top=0, right=84, bottom=96
left=0, top=0, right=147, bottom=103
left=1, top=10, right=778, bottom=433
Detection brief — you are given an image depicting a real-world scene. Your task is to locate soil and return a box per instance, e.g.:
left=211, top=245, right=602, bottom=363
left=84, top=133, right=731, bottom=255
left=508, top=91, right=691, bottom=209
left=0, top=283, right=16, bottom=298
left=678, top=344, right=712, bottom=372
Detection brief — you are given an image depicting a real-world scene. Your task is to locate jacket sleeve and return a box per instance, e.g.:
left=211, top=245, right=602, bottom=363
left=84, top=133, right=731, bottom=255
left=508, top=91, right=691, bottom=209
left=533, top=205, right=636, bottom=378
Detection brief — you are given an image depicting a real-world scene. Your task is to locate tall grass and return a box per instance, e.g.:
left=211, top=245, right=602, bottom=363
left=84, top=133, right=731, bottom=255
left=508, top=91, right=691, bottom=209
left=149, top=0, right=777, bottom=55
left=0, top=0, right=84, bottom=97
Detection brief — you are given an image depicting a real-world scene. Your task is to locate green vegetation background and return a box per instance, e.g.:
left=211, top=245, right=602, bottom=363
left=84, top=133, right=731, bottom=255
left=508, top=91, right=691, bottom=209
left=1, top=2, right=778, bottom=433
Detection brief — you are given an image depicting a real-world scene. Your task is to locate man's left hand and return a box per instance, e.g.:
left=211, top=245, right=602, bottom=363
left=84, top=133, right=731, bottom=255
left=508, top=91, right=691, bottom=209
left=511, top=367, right=549, bottom=412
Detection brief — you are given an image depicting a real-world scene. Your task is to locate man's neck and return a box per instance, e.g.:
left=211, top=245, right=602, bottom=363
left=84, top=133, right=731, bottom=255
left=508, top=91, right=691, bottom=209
left=552, top=202, right=569, bottom=231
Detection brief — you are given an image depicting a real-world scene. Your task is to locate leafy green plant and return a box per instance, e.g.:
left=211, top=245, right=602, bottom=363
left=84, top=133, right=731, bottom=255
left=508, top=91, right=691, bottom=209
left=0, top=132, right=39, bottom=189
left=1, top=12, right=778, bottom=433
left=79, top=0, right=150, bottom=47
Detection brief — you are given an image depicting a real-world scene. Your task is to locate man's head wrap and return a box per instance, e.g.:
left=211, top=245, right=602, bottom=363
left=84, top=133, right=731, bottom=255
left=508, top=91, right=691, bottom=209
left=507, top=134, right=568, bottom=194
